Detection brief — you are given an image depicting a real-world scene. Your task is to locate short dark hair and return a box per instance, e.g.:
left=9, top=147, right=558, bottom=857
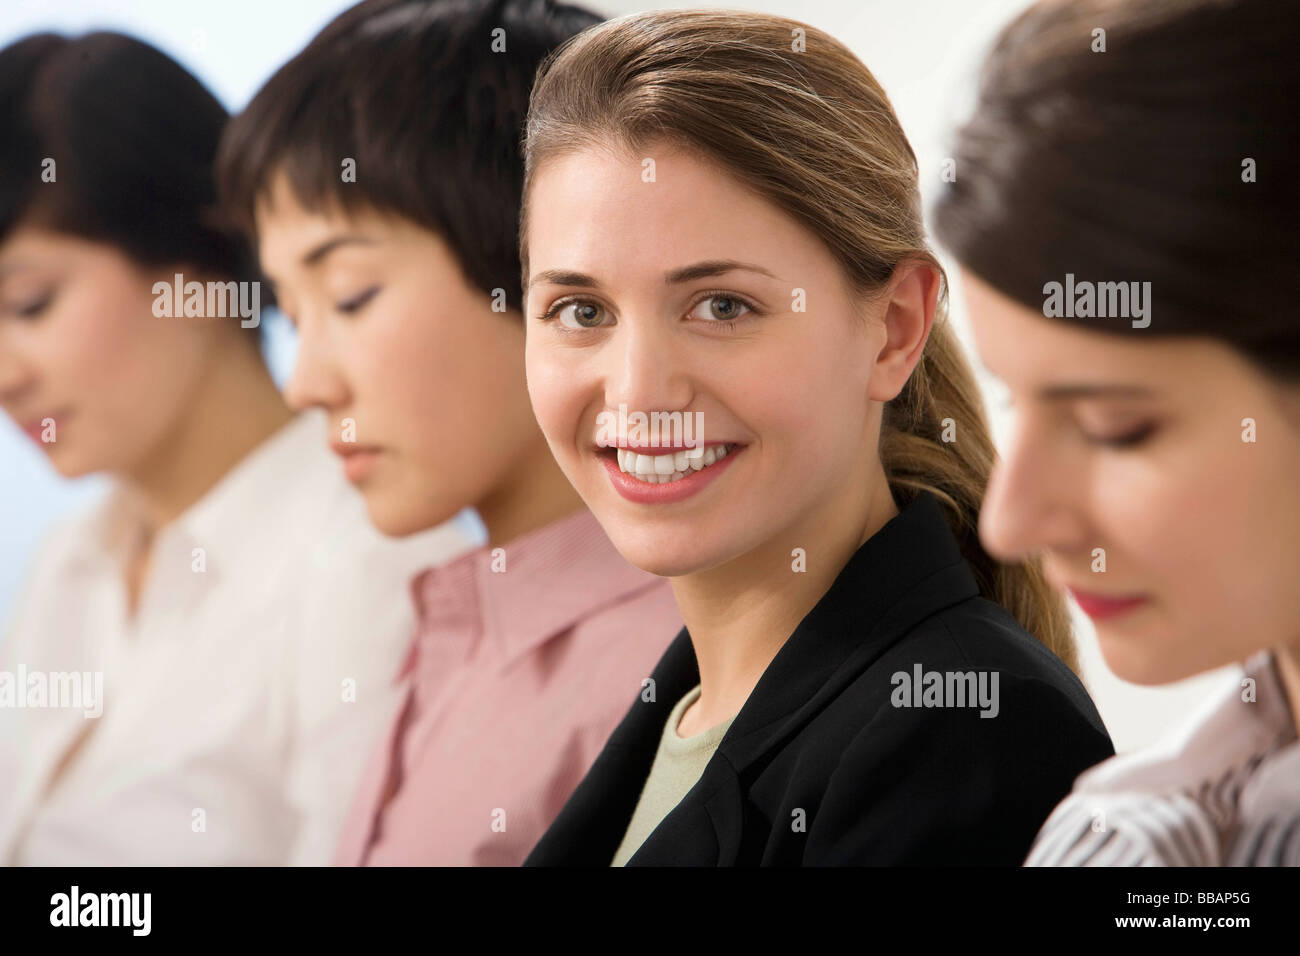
left=932, top=0, right=1300, bottom=379
left=0, top=31, right=255, bottom=287
left=217, top=0, right=603, bottom=313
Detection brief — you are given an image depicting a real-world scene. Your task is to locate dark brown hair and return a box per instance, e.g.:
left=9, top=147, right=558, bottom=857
left=521, top=9, right=1078, bottom=671
left=217, top=0, right=602, bottom=313
left=932, top=0, right=1300, bottom=378
left=0, top=32, right=255, bottom=290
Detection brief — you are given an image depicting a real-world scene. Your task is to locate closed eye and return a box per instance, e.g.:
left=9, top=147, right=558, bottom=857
left=337, top=286, right=381, bottom=315
left=11, top=291, right=54, bottom=319
left=1081, top=422, right=1158, bottom=448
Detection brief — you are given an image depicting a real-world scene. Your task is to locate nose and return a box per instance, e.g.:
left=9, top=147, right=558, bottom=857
left=603, top=316, right=694, bottom=427
left=979, top=415, right=1089, bottom=564
left=282, top=314, right=349, bottom=413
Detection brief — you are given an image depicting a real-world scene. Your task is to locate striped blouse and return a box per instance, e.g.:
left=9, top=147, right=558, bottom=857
left=1026, top=651, right=1299, bottom=866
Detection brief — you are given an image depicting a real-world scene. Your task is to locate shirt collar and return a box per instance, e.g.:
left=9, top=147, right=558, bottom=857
left=63, top=410, right=324, bottom=576
left=1076, top=649, right=1297, bottom=796
left=408, top=506, right=667, bottom=669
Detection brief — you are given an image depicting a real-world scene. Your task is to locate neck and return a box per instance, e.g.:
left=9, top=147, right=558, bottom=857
left=120, top=335, right=292, bottom=536
left=670, top=458, right=900, bottom=730
left=1274, top=641, right=1300, bottom=739
left=476, top=434, right=587, bottom=548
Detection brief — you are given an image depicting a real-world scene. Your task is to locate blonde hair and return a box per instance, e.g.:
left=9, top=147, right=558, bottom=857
left=520, top=9, right=1077, bottom=671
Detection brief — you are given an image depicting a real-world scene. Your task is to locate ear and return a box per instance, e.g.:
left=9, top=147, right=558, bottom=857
left=867, top=260, right=941, bottom=402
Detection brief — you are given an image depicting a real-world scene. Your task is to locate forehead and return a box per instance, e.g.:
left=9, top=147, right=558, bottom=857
left=961, top=269, right=1163, bottom=383
left=525, top=144, right=829, bottom=287
left=0, top=228, right=123, bottom=281
left=254, top=173, right=346, bottom=246
left=0, top=227, right=82, bottom=264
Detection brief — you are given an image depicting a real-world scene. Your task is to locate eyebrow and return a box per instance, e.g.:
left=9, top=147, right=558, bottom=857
left=259, top=235, right=377, bottom=296
left=525, top=259, right=778, bottom=292
left=301, top=235, right=378, bottom=267
left=1036, top=383, right=1156, bottom=401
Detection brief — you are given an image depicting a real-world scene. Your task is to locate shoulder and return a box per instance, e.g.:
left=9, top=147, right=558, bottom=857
left=1026, top=789, right=1219, bottom=866
left=827, top=592, right=1110, bottom=747
left=793, top=596, right=1114, bottom=863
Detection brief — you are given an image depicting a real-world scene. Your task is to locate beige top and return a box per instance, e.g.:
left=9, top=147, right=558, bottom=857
left=611, top=684, right=736, bottom=866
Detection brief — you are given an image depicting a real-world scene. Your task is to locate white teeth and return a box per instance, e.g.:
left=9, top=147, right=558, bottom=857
left=614, top=444, right=736, bottom=484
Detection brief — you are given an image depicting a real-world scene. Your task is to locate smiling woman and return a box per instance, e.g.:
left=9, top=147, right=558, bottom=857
left=518, top=9, right=1115, bottom=867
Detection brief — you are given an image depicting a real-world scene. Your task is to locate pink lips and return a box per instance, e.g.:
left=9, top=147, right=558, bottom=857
left=329, top=441, right=384, bottom=483
left=1067, top=587, right=1149, bottom=621
left=600, top=443, right=742, bottom=504
left=17, top=412, right=66, bottom=446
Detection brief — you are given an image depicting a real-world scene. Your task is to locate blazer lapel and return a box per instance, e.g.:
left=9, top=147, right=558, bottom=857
left=529, top=492, right=981, bottom=867
left=625, top=762, right=746, bottom=865
left=629, top=492, right=980, bottom=865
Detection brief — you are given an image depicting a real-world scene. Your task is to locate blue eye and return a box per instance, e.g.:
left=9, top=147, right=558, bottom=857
left=337, top=286, right=380, bottom=314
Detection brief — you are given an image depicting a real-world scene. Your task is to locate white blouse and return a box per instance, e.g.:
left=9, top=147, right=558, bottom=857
left=1027, top=650, right=1299, bottom=866
left=0, top=410, right=474, bottom=865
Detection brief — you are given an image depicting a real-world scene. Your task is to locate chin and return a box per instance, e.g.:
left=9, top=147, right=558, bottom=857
left=45, top=449, right=95, bottom=479
left=600, top=521, right=735, bottom=579
left=361, top=497, right=426, bottom=538
left=364, top=489, right=462, bottom=539
left=1097, top=634, right=1213, bottom=687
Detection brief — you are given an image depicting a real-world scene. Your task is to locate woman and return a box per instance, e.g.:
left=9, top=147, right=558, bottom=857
left=0, top=31, right=470, bottom=864
left=932, top=0, right=1300, bottom=865
left=216, top=0, right=683, bottom=865
left=518, top=10, right=1114, bottom=866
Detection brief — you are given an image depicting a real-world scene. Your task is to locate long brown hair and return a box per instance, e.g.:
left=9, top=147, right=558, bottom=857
left=519, top=9, right=1077, bottom=671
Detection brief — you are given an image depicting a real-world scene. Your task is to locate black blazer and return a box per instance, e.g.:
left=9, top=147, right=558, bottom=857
left=525, top=490, right=1114, bottom=866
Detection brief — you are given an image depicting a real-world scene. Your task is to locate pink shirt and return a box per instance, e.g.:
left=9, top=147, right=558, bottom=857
left=334, top=507, right=682, bottom=866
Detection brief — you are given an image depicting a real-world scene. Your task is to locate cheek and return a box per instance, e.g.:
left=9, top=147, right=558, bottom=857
left=44, top=279, right=208, bottom=466
left=366, top=290, right=534, bottom=468
left=729, top=323, right=869, bottom=471
left=1191, top=425, right=1300, bottom=636
left=524, top=339, right=594, bottom=451
left=1092, top=421, right=1296, bottom=656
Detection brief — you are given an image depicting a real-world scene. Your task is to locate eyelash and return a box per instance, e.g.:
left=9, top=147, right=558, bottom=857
left=537, top=290, right=761, bottom=331
left=11, top=294, right=53, bottom=319
left=1082, top=423, right=1157, bottom=449
left=998, top=397, right=1157, bottom=450
left=337, top=286, right=381, bottom=314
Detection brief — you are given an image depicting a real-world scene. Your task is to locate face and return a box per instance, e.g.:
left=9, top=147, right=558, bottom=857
left=523, top=143, right=927, bottom=578
left=255, top=173, right=541, bottom=537
left=961, top=269, right=1300, bottom=685
left=0, top=227, right=220, bottom=478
